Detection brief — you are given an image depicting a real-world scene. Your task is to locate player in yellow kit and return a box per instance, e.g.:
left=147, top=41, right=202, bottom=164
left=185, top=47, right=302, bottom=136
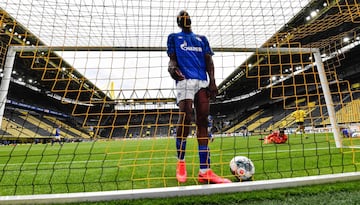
left=291, top=108, right=306, bottom=137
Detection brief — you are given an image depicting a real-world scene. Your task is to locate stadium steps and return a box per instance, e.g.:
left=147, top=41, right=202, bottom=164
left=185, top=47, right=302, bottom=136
left=7, top=109, right=52, bottom=136
left=247, top=116, right=272, bottom=133
left=19, top=114, right=74, bottom=138
left=0, top=129, right=11, bottom=136
left=1, top=117, right=43, bottom=138
left=43, top=115, right=90, bottom=138
left=266, top=107, right=316, bottom=131
left=321, top=99, right=360, bottom=124
left=223, top=110, right=264, bottom=133
left=265, top=112, right=293, bottom=132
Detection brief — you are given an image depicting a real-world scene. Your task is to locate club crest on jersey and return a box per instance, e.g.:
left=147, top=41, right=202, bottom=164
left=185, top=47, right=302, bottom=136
left=180, top=40, right=202, bottom=52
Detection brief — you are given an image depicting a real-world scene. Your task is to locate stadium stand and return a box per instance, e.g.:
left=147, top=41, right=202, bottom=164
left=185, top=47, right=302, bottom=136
left=322, top=99, right=360, bottom=125
left=246, top=116, right=273, bottom=134
left=1, top=1, right=360, bottom=203
left=43, top=115, right=90, bottom=139
left=223, top=110, right=264, bottom=133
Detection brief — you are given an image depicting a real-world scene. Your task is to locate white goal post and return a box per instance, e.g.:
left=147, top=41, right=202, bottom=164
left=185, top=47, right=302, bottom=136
left=0, top=45, right=347, bottom=204
left=1, top=172, right=360, bottom=204
left=1, top=45, right=343, bottom=147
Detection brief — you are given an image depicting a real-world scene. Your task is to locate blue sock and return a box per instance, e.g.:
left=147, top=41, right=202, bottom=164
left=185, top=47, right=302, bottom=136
left=176, top=138, right=186, bottom=160
left=198, top=145, right=210, bottom=169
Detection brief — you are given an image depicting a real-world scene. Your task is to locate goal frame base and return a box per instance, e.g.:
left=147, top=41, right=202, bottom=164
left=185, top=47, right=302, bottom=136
left=1, top=172, right=360, bottom=205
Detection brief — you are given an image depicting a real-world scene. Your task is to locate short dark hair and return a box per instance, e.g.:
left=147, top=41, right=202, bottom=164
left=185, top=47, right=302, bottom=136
left=177, top=10, right=191, bottom=28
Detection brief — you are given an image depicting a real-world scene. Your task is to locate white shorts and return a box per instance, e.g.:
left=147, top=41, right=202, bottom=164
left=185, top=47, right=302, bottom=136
left=176, top=79, right=209, bottom=102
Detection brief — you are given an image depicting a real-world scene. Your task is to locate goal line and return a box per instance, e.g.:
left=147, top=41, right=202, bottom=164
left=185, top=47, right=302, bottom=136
left=1, top=172, right=359, bottom=205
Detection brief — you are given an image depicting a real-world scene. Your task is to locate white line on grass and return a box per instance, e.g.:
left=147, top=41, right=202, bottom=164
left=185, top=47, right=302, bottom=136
left=1, top=146, right=339, bottom=167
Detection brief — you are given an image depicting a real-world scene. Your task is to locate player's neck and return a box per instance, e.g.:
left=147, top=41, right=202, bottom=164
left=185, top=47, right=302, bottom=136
left=182, top=28, right=192, bottom=33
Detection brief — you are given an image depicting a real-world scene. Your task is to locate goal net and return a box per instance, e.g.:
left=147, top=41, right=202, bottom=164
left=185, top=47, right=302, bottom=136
left=0, top=0, right=360, bottom=203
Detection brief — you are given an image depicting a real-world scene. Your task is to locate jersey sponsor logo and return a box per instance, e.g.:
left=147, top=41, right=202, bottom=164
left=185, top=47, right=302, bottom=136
left=180, top=40, right=202, bottom=52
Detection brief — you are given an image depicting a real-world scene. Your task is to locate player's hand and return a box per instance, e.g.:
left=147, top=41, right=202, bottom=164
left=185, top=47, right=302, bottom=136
left=168, top=66, right=185, bottom=81
left=208, top=82, right=218, bottom=100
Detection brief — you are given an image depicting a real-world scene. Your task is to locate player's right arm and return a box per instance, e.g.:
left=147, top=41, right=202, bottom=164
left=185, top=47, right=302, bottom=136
left=168, top=54, right=185, bottom=81
left=167, top=34, right=185, bottom=81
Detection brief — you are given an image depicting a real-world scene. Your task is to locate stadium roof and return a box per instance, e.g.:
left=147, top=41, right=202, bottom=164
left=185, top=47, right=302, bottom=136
left=2, top=0, right=311, bottom=48
left=1, top=0, right=312, bottom=100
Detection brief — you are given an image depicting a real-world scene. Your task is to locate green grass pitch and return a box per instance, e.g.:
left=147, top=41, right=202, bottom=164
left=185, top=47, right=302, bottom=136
left=0, top=133, right=359, bottom=196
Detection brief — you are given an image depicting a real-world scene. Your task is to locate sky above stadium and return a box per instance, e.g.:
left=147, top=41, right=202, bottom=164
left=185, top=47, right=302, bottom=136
left=2, top=0, right=311, bottom=100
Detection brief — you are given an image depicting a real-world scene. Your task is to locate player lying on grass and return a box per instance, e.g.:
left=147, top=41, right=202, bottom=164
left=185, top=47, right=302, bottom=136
left=341, top=126, right=360, bottom=138
left=261, top=128, right=288, bottom=144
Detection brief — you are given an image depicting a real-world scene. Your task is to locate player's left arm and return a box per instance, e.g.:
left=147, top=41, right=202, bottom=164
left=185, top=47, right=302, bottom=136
left=201, top=35, right=217, bottom=100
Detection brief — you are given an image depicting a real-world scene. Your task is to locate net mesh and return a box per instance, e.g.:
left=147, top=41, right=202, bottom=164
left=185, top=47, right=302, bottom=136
left=0, top=0, right=359, bottom=196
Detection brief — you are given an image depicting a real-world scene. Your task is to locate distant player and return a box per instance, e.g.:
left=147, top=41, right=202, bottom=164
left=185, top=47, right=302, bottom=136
left=240, top=125, right=248, bottom=137
left=341, top=126, right=360, bottom=138
left=52, top=125, right=63, bottom=146
left=208, top=115, right=214, bottom=142
left=341, top=127, right=351, bottom=138
left=291, top=108, right=306, bottom=137
left=262, top=128, right=288, bottom=144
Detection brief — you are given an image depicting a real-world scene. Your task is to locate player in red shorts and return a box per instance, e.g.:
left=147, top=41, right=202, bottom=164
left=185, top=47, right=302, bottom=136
left=263, top=128, right=288, bottom=144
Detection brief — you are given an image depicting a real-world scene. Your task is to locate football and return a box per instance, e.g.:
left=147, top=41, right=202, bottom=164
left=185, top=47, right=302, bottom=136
left=229, top=156, right=255, bottom=181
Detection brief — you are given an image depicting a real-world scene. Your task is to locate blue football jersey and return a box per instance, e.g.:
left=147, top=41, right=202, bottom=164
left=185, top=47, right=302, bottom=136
left=167, top=31, right=214, bottom=81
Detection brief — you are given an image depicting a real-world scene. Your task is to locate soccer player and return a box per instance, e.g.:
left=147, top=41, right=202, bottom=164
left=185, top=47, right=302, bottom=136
left=341, top=126, right=351, bottom=138
left=291, top=108, right=306, bottom=137
left=208, top=115, right=215, bottom=142
left=167, top=10, right=231, bottom=184
left=262, top=128, right=288, bottom=144
left=340, top=126, right=360, bottom=138
left=240, top=125, right=248, bottom=137
left=52, top=125, right=63, bottom=146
